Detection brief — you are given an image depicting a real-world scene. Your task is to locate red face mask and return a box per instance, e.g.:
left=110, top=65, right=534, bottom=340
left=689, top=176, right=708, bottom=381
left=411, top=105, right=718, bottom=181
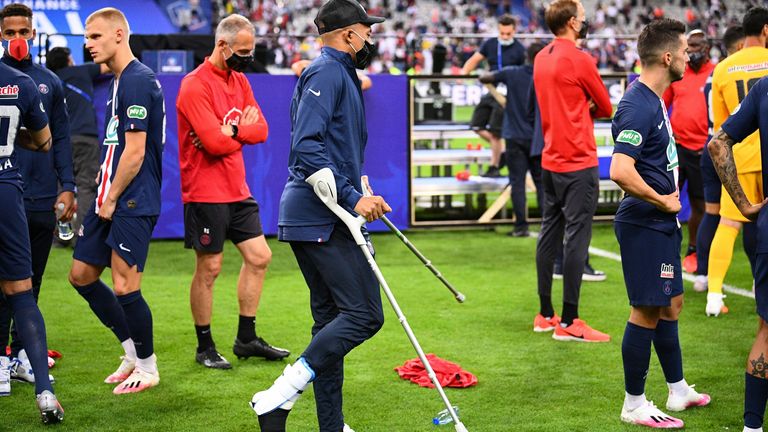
left=3, top=38, right=30, bottom=61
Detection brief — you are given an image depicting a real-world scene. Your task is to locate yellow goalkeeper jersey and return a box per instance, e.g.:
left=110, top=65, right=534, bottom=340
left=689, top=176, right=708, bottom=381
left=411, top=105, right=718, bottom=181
left=711, top=46, right=768, bottom=173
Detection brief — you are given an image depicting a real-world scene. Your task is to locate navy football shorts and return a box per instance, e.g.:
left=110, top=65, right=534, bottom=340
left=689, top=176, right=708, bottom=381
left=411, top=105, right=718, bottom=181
left=615, top=222, right=684, bottom=307
left=73, top=210, right=157, bottom=272
left=0, top=183, right=32, bottom=281
left=700, top=145, right=721, bottom=204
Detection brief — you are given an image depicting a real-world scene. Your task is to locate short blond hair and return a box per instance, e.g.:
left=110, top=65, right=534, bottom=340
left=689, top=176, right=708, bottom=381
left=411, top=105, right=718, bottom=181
left=86, top=7, right=131, bottom=36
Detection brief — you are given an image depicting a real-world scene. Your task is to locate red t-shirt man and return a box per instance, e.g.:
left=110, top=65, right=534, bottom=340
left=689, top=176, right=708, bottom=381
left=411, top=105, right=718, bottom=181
left=530, top=0, right=612, bottom=343
left=534, top=38, right=612, bottom=173
left=175, top=16, right=289, bottom=369
left=176, top=59, right=268, bottom=203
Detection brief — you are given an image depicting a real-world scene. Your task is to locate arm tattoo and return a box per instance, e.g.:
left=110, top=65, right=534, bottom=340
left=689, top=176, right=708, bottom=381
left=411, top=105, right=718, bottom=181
left=710, top=129, right=751, bottom=210
left=750, top=353, right=767, bottom=378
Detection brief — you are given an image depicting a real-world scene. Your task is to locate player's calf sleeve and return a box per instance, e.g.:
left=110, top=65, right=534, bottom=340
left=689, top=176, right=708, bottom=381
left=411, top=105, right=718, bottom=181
left=745, top=373, right=768, bottom=429
left=117, top=291, right=154, bottom=359
left=622, top=322, right=654, bottom=396
left=708, top=225, right=739, bottom=294
left=6, top=290, right=52, bottom=395
left=696, top=212, right=720, bottom=275
left=744, top=223, right=758, bottom=277
left=72, top=279, right=132, bottom=342
left=653, top=319, right=683, bottom=384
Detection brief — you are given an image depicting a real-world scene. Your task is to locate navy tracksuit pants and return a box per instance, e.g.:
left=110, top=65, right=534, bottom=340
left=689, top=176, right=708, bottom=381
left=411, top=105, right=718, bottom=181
left=290, top=224, right=384, bottom=432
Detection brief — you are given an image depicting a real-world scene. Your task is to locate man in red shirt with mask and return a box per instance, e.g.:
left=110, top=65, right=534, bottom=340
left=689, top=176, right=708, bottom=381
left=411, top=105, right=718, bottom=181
left=662, top=29, right=715, bottom=273
left=176, top=14, right=289, bottom=369
left=533, top=0, right=612, bottom=342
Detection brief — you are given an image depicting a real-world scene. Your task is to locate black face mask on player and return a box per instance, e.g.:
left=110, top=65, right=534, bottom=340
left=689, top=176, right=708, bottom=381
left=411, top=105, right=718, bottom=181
left=225, top=45, right=253, bottom=72
left=348, top=30, right=376, bottom=70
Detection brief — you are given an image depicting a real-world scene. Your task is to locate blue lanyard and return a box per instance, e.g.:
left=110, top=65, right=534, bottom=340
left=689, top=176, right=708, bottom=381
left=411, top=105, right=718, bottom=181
left=64, top=82, right=92, bottom=103
left=497, top=39, right=502, bottom=71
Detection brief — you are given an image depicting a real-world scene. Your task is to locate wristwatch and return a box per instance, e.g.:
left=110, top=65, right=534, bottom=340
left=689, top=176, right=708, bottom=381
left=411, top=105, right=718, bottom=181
left=231, top=124, right=239, bottom=138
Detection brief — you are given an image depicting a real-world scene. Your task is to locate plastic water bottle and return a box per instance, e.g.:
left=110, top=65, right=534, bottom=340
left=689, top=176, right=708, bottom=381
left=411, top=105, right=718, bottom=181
left=432, top=406, right=460, bottom=426
left=56, top=203, right=74, bottom=241
left=0, top=356, right=11, bottom=396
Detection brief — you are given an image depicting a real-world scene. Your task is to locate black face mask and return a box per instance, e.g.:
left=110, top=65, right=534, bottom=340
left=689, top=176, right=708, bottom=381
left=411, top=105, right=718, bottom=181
left=578, top=19, right=589, bottom=39
left=349, top=30, right=376, bottom=70
left=225, top=45, right=253, bottom=72
left=688, top=51, right=706, bottom=69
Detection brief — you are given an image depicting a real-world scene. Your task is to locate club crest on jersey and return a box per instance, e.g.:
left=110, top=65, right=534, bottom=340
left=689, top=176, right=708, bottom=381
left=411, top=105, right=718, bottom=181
left=223, top=107, right=242, bottom=125
left=0, top=84, right=19, bottom=99
left=666, top=138, right=679, bottom=171
left=660, top=263, right=674, bottom=279
left=38, top=83, right=48, bottom=94
left=616, top=130, right=642, bottom=146
left=127, top=105, right=147, bottom=120
left=103, top=115, right=119, bottom=146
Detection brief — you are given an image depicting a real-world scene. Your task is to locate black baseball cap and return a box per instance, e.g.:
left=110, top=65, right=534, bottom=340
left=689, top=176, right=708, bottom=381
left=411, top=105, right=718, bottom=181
left=314, top=0, right=385, bottom=35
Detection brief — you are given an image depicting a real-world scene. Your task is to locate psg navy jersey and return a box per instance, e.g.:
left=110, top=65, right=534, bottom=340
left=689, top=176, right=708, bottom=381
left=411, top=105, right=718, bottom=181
left=612, top=80, right=680, bottom=233
left=0, top=62, right=48, bottom=188
left=95, top=59, right=165, bottom=217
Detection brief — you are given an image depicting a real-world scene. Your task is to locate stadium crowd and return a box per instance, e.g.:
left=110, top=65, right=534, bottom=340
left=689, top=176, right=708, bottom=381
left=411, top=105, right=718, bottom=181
left=212, top=0, right=762, bottom=73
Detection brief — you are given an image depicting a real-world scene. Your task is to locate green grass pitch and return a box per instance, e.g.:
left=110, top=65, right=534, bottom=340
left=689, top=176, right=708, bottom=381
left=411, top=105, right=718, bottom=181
left=0, top=223, right=758, bottom=431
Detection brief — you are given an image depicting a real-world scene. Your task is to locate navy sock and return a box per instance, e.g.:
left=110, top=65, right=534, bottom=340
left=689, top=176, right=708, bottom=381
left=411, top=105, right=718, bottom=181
left=238, top=315, right=257, bottom=344
left=117, top=291, right=154, bottom=359
left=561, top=302, right=578, bottom=326
left=696, top=212, right=719, bottom=275
left=744, top=222, right=758, bottom=277
left=653, top=319, right=683, bottom=383
left=539, top=295, right=554, bottom=318
left=73, top=279, right=131, bottom=342
left=6, top=290, right=52, bottom=394
left=622, top=322, right=655, bottom=395
left=745, top=373, right=768, bottom=428
left=195, top=324, right=214, bottom=353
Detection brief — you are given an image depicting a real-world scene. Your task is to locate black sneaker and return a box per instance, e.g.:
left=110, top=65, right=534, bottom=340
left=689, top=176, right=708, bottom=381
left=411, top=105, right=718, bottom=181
left=233, top=337, right=290, bottom=361
left=582, top=263, right=607, bottom=282
left=507, top=227, right=530, bottom=237
left=195, top=347, right=232, bottom=369
left=482, top=166, right=501, bottom=178
left=553, top=263, right=563, bottom=280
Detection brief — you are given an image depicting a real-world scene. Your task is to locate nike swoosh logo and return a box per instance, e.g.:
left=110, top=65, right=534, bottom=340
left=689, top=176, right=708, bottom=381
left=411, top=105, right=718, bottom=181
left=118, top=243, right=131, bottom=252
left=308, top=89, right=321, bottom=96
left=658, top=121, right=664, bottom=129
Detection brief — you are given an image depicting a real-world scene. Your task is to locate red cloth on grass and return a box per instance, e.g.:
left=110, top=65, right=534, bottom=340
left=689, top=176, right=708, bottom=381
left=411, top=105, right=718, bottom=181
left=394, top=354, right=477, bottom=388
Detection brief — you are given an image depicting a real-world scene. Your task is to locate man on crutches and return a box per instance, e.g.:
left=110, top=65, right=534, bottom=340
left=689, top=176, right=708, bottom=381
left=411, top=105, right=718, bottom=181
left=249, top=1, right=390, bottom=431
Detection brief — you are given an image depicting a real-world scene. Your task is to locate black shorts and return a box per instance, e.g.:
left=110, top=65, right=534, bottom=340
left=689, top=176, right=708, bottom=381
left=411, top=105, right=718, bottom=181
left=677, top=145, right=704, bottom=201
left=184, top=197, right=264, bottom=253
left=470, top=93, right=503, bottom=137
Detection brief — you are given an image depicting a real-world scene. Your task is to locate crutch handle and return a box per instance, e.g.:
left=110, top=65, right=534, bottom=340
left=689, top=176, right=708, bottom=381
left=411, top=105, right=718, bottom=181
left=306, top=168, right=367, bottom=245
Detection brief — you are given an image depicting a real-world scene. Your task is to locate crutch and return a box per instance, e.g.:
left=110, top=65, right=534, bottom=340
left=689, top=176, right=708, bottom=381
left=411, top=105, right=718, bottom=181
left=306, top=168, right=468, bottom=432
left=360, top=180, right=466, bottom=303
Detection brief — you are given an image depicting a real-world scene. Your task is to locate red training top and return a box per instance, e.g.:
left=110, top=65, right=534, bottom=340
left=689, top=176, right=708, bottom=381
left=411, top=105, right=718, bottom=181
left=533, top=38, right=612, bottom=173
left=176, top=59, right=268, bottom=204
left=662, top=61, right=715, bottom=151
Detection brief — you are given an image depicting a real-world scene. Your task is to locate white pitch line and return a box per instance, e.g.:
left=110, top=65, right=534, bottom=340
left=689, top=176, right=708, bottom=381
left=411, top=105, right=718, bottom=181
left=526, top=231, right=755, bottom=300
